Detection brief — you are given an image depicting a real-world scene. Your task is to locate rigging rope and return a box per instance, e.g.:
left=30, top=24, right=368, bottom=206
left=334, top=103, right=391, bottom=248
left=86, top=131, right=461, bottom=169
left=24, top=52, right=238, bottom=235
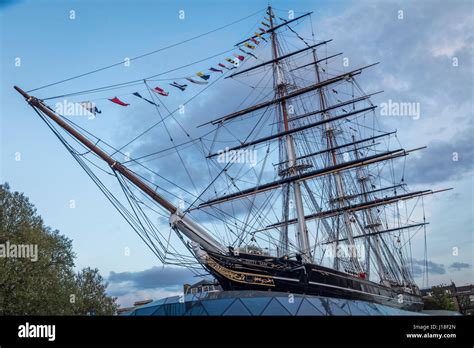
left=39, top=103, right=290, bottom=248
left=41, top=48, right=239, bottom=101
left=27, top=8, right=265, bottom=93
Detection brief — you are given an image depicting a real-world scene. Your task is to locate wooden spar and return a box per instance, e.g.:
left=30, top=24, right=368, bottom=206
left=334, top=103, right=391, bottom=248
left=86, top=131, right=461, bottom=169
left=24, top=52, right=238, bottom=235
left=320, top=223, right=430, bottom=245
left=328, top=183, right=406, bottom=203
left=263, top=189, right=452, bottom=231
left=290, top=53, right=343, bottom=72
left=198, top=62, right=379, bottom=127
left=198, top=148, right=410, bottom=208
left=271, top=190, right=434, bottom=226
left=273, top=131, right=397, bottom=166
left=234, top=12, right=313, bottom=46
left=286, top=91, right=384, bottom=123
left=225, top=40, right=333, bottom=79
left=14, top=85, right=177, bottom=214
left=267, top=90, right=384, bottom=126
left=205, top=105, right=377, bottom=158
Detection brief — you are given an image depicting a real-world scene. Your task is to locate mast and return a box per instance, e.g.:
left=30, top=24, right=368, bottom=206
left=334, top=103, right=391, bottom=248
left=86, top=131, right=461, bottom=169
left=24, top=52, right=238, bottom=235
left=199, top=62, right=378, bottom=127
left=268, top=6, right=312, bottom=263
left=225, top=40, right=332, bottom=79
left=311, top=43, right=362, bottom=272
left=14, top=86, right=226, bottom=255
left=234, top=12, right=313, bottom=46
left=352, top=134, right=387, bottom=280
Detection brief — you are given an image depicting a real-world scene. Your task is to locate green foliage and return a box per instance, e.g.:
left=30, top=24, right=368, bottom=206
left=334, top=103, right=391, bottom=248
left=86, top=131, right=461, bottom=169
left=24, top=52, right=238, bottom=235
left=73, top=267, right=117, bottom=315
left=423, top=284, right=457, bottom=311
left=0, top=183, right=118, bottom=315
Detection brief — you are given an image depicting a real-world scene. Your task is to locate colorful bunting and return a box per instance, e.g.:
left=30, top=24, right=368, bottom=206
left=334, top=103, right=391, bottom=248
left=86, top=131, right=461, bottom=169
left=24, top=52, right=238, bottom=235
left=225, top=58, right=239, bottom=68
left=153, top=86, right=169, bottom=96
left=233, top=54, right=245, bottom=61
left=250, top=37, right=260, bottom=45
left=243, top=42, right=256, bottom=49
left=218, top=63, right=232, bottom=70
left=239, top=48, right=257, bottom=59
left=186, top=77, right=208, bottom=85
left=209, top=67, right=223, bottom=73
left=254, top=32, right=267, bottom=42
left=218, top=63, right=236, bottom=70
left=79, top=102, right=101, bottom=115
left=196, top=71, right=211, bottom=80
left=91, top=22, right=271, bottom=110
left=109, top=97, right=129, bottom=106
left=132, top=92, right=158, bottom=106
left=170, top=81, right=188, bottom=91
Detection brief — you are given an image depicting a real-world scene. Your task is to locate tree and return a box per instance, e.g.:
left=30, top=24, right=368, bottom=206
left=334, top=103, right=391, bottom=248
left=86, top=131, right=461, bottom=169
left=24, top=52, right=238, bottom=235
left=0, top=183, right=118, bottom=315
left=73, top=268, right=117, bottom=315
left=423, top=284, right=457, bottom=311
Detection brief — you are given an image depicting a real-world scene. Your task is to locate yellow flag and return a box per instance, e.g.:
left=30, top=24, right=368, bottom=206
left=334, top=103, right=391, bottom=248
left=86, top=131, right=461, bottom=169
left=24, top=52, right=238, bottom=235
left=244, top=42, right=256, bottom=49
left=225, top=58, right=234, bottom=64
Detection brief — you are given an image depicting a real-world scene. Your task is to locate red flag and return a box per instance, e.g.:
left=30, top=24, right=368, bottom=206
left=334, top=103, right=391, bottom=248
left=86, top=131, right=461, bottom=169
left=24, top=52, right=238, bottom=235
left=109, top=97, right=129, bottom=106
left=250, top=37, right=259, bottom=45
left=153, top=86, right=169, bottom=96
left=218, top=63, right=234, bottom=70
left=233, top=54, right=245, bottom=61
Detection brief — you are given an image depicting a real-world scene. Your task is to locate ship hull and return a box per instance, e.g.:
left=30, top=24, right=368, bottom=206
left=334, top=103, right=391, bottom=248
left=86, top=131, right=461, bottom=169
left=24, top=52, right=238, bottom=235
left=204, top=251, right=424, bottom=312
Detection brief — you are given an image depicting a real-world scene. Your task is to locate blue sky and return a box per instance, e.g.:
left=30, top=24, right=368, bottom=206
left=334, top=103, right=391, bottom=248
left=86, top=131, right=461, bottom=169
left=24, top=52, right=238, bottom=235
left=1, top=0, right=473, bottom=307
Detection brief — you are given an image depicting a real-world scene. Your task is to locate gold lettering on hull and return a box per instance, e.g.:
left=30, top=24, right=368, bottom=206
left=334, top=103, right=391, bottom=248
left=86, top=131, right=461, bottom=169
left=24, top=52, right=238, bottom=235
left=206, top=257, right=275, bottom=287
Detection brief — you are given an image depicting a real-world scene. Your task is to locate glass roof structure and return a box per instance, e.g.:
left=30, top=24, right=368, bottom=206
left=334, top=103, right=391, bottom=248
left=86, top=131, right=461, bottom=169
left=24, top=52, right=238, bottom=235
left=121, top=291, right=425, bottom=316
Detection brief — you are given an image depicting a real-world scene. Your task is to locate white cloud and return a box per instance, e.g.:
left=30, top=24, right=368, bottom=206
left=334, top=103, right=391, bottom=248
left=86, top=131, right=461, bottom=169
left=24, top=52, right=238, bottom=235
left=431, top=38, right=469, bottom=58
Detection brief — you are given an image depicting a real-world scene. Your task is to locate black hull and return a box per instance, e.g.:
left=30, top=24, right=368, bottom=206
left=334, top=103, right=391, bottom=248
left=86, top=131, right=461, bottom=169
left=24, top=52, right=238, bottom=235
left=203, top=251, right=423, bottom=312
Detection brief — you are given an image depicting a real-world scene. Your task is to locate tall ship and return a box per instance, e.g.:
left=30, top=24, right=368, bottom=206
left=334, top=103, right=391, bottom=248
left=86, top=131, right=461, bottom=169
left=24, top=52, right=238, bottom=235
left=15, top=6, right=450, bottom=311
